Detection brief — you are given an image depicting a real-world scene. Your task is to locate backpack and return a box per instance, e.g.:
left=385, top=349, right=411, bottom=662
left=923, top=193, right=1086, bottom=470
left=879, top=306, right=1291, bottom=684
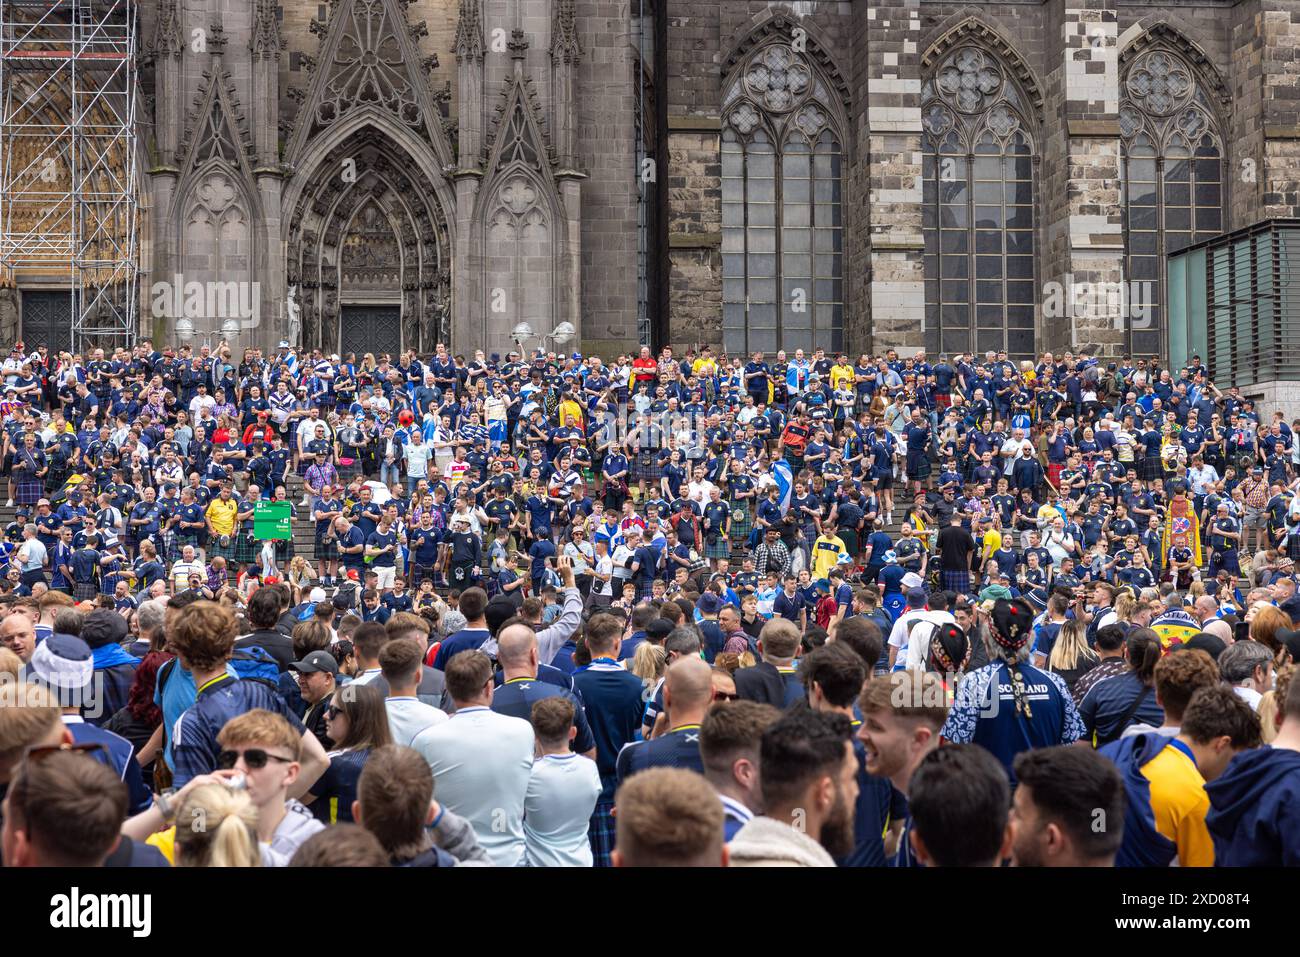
left=229, top=645, right=280, bottom=689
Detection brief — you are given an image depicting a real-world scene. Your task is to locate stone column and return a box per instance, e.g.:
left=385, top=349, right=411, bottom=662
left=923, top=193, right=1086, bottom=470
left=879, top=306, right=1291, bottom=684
left=1044, top=0, right=1124, bottom=357
left=863, top=2, right=925, bottom=356
left=453, top=0, right=486, bottom=350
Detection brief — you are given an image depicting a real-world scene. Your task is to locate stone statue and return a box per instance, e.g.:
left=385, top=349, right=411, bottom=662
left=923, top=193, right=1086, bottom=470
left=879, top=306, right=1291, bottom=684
left=286, top=284, right=301, bottom=346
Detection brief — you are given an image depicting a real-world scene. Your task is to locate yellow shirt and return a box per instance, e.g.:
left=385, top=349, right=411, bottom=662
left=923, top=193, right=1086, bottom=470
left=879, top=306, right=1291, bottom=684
left=147, top=825, right=177, bottom=864
left=811, top=534, right=847, bottom=580
left=1142, top=743, right=1215, bottom=867
left=692, top=357, right=717, bottom=378
left=206, top=497, right=239, bottom=536
left=830, top=363, right=854, bottom=391
left=981, top=527, right=1003, bottom=562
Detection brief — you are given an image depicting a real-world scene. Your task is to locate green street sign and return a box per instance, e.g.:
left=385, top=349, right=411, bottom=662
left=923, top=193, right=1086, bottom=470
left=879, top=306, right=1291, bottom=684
left=253, top=500, right=292, bottom=540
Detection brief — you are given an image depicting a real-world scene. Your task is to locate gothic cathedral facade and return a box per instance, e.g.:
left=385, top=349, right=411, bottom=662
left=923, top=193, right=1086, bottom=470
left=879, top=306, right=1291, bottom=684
left=15, top=0, right=1299, bottom=362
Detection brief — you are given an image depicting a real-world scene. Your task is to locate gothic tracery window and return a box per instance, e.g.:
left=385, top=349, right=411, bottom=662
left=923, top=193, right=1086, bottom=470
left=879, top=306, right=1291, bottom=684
left=922, top=45, right=1037, bottom=361
left=1120, top=47, right=1224, bottom=357
left=722, top=40, right=843, bottom=355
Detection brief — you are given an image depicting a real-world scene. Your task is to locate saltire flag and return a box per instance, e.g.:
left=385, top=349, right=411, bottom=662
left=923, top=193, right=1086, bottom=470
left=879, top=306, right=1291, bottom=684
left=772, top=458, right=793, bottom=515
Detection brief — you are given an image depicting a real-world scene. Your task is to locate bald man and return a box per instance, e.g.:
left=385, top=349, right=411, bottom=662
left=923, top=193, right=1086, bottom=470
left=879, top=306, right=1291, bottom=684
left=615, top=655, right=711, bottom=786
left=0, top=613, right=36, bottom=664
left=489, top=622, right=596, bottom=758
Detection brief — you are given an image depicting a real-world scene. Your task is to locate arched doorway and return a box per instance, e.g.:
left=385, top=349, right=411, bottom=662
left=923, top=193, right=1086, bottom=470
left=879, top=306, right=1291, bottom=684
left=285, top=125, right=450, bottom=355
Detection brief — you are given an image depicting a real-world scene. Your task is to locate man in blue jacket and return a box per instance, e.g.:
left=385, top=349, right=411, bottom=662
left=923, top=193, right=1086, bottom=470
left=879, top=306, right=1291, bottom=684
left=1205, top=674, right=1300, bottom=865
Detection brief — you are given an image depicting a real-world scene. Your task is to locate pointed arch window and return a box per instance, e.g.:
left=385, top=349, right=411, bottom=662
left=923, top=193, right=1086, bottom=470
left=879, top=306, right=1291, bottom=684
left=922, top=45, right=1037, bottom=361
left=722, top=41, right=843, bottom=355
left=1120, top=48, right=1223, bottom=358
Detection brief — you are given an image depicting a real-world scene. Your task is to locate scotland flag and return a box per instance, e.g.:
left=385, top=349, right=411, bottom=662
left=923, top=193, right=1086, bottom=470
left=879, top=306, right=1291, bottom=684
left=772, top=458, right=793, bottom=515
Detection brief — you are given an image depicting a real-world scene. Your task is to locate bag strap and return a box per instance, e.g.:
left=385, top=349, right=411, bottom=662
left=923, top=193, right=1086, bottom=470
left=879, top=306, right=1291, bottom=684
left=1107, top=684, right=1153, bottom=744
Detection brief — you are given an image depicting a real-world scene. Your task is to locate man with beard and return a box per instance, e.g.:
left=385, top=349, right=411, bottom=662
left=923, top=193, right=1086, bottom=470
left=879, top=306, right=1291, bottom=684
left=727, top=707, right=858, bottom=867
left=799, top=642, right=904, bottom=867
left=1009, top=746, right=1125, bottom=866
left=906, top=744, right=1012, bottom=867
left=855, top=671, right=948, bottom=867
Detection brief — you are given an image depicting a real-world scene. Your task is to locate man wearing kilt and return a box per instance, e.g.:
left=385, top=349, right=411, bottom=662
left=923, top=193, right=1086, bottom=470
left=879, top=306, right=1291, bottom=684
left=204, top=484, right=240, bottom=565
left=233, top=488, right=260, bottom=567
left=936, top=512, right=977, bottom=597
left=728, top=497, right=752, bottom=559
left=903, top=410, right=932, bottom=499
left=627, top=415, right=663, bottom=500
left=70, top=534, right=102, bottom=601
left=174, top=487, right=208, bottom=561
left=312, top=485, right=344, bottom=587
left=407, top=509, right=443, bottom=591
left=701, top=487, right=732, bottom=571
left=11, top=433, right=46, bottom=507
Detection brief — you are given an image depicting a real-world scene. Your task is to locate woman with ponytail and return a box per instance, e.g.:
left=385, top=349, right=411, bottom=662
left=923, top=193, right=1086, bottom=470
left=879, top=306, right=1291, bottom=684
left=174, top=783, right=262, bottom=867
left=1077, top=627, right=1166, bottom=746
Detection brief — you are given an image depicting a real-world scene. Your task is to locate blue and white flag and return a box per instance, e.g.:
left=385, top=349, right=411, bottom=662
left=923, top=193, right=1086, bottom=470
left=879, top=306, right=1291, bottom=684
left=772, top=458, right=793, bottom=515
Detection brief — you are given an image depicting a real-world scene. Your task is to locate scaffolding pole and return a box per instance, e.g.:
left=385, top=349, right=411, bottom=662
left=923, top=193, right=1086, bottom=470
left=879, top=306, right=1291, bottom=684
left=0, top=0, right=139, bottom=353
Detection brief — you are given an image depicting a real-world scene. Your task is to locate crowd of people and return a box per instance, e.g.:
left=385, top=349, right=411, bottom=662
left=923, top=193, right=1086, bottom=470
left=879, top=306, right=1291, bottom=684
left=0, top=337, right=1298, bottom=868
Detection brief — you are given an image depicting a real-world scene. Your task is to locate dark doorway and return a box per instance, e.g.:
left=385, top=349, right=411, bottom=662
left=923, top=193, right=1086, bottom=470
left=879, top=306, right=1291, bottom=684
left=340, top=305, right=401, bottom=360
left=21, top=291, right=73, bottom=354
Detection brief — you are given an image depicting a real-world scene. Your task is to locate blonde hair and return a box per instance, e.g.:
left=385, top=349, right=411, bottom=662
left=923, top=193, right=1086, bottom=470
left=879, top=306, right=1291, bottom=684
left=1048, top=619, right=1099, bottom=674
left=627, top=642, right=666, bottom=684
left=174, top=783, right=262, bottom=867
left=1113, top=592, right=1137, bottom=622
left=216, top=709, right=302, bottom=761
left=1261, top=662, right=1295, bottom=745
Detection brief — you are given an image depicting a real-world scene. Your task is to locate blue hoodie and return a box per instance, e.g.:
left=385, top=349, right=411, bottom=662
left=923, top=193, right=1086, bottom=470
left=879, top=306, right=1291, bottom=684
left=1204, top=746, right=1300, bottom=866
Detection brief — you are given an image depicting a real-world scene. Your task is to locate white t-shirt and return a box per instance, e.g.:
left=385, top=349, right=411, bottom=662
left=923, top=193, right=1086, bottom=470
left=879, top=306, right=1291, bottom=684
left=411, top=706, right=535, bottom=867
left=524, top=752, right=603, bottom=867
left=903, top=610, right=959, bottom=672
left=403, top=442, right=432, bottom=478
left=385, top=696, right=448, bottom=748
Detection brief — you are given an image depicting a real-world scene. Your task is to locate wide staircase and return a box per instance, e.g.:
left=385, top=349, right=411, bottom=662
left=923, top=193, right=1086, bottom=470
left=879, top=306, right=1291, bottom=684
left=0, top=471, right=321, bottom=572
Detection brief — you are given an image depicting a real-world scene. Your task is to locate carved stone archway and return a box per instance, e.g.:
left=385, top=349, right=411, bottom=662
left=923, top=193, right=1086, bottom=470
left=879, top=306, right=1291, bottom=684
left=286, top=126, right=450, bottom=353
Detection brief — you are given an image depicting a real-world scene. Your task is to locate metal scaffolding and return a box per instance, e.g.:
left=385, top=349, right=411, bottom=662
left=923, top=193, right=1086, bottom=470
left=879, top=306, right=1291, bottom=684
left=0, top=0, right=139, bottom=352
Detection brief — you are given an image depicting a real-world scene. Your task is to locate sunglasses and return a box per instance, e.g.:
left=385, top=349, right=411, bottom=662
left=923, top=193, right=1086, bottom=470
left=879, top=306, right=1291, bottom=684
left=217, top=748, right=294, bottom=770
left=326, top=705, right=344, bottom=719
left=712, top=691, right=739, bottom=702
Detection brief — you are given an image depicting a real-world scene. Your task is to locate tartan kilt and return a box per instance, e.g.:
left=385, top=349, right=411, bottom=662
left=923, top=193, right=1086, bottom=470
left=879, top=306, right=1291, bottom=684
left=274, top=537, right=294, bottom=561
left=14, top=475, right=43, bottom=505
left=705, top=534, right=731, bottom=560
left=315, top=533, right=339, bottom=561
left=157, top=529, right=177, bottom=562
left=44, top=466, right=69, bottom=494
left=941, top=568, right=972, bottom=595
left=410, top=563, right=439, bottom=589
left=234, top=531, right=259, bottom=564
left=1288, top=533, right=1300, bottom=563
left=631, top=453, right=661, bottom=483
left=209, top=535, right=237, bottom=562
left=636, top=578, right=656, bottom=601
left=906, top=452, right=932, bottom=482
left=589, top=798, right=616, bottom=868
left=1138, top=454, right=1163, bottom=482
left=728, top=502, right=753, bottom=545
left=336, top=461, right=362, bottom=483
left=73, top=581, right=98, bottom=601
left=177, top=532, right=204, bottom=554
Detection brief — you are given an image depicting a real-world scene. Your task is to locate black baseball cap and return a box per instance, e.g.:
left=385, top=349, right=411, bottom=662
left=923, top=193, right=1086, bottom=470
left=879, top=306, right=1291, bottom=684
left=291, top=650, right=338, bottom=674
